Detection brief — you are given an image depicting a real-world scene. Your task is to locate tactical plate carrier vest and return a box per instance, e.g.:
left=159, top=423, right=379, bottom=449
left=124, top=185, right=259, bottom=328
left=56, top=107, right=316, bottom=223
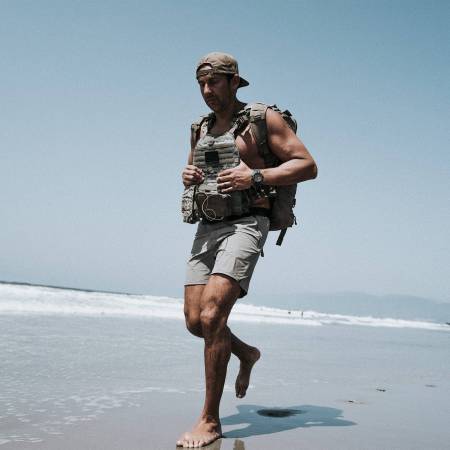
left=193, top=128, right=251, bottom=221
left=181, top=117, right=250, bottom=224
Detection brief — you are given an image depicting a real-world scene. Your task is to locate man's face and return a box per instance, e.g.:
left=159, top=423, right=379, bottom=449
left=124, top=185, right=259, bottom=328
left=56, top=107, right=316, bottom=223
left=197, top=66, right=236, bottom=113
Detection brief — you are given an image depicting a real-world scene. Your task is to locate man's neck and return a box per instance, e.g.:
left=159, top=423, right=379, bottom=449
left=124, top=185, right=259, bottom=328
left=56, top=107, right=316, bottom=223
left=213, top=99, right=246, bottom=129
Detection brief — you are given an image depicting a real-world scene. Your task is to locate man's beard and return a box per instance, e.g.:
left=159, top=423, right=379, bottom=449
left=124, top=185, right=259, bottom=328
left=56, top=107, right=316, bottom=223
left=204, top=90, right=232, bottom=112
left=205, top=96, right=225, bottom=112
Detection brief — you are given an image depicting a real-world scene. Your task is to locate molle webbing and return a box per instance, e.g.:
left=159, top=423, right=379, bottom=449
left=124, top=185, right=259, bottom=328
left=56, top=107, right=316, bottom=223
left=193, top=134, right=239, bottom=170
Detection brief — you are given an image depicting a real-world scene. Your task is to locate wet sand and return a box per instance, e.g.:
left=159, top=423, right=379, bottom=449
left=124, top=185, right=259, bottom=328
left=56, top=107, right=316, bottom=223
left=1, top=313, right=449, bottom=449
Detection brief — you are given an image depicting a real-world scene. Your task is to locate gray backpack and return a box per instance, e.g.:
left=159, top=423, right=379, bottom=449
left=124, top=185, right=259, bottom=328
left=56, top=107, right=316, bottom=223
left=245, top=103, right=298, bottom=246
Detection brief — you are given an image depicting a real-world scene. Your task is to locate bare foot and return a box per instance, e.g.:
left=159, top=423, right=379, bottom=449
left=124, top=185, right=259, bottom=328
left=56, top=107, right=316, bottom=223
left=235, top=346, right=260, bottom=398
left=176, top=418, right=222, bottom=448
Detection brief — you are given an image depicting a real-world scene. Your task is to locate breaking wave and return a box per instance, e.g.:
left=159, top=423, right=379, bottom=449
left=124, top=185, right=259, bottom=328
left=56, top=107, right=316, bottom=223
left=0, top=282, right=448, bottom=332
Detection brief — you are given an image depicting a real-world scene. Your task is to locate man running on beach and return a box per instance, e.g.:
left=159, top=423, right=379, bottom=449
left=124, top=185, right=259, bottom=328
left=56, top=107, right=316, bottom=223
left=177, top=52, right=317, bottom=448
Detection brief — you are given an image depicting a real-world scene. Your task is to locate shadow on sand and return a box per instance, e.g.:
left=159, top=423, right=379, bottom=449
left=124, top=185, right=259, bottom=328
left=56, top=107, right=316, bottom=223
left=221, top=404, right=355, bottom=439
left=174, top=404, right=355, bottom=449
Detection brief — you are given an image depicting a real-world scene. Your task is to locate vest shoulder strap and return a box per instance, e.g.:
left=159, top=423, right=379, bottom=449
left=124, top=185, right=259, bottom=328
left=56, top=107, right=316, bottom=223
left=190, top=113, right=212, bottom=149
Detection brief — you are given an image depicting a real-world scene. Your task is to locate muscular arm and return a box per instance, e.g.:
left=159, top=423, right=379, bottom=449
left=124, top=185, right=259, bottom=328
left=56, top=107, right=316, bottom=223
left=217, top=108, right=317, bottom=193
left=261, top=108, right=317, bottom=185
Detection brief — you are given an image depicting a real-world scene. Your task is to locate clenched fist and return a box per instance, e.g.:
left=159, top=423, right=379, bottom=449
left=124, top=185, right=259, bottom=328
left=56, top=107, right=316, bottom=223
left=217, top=161, right=253, bottom=193
left=182, top=165, right=204, bottom=187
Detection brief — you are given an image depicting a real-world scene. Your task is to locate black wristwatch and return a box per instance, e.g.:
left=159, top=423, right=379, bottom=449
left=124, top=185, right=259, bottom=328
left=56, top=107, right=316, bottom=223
left=251, top=169, right=264, bottom=188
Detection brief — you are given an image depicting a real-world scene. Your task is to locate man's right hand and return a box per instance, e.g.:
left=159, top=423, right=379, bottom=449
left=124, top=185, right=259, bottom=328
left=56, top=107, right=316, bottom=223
left=182, top=165, right=204, bottom=187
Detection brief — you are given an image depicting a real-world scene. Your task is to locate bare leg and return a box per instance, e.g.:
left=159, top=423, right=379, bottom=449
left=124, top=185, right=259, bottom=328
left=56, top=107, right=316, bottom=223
left=184, top=285, right=260, bottom=398
left=177, top=275, right=240, bottom=448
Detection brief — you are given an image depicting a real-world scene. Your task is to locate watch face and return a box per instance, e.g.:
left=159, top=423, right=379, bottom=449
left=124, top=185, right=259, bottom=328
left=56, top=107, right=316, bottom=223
left=253, top=171, right=263, bottom=183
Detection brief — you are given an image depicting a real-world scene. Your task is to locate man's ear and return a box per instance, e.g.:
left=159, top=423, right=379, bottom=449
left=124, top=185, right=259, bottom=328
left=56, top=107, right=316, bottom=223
left=231, top=74, right=240, bottom=91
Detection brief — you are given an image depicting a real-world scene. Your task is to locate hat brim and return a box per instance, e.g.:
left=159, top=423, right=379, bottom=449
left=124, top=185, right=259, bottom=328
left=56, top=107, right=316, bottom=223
left=238, top=76, right=249, bottom=88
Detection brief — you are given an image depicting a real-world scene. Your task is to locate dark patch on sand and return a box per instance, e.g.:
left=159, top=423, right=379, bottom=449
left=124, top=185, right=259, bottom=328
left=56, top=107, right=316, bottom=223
left=256, top=408, right=304, bottom=418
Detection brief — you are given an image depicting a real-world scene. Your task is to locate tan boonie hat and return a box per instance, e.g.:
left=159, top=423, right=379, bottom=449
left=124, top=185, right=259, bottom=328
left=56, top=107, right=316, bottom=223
left=196, top=52, right=249, bottom=88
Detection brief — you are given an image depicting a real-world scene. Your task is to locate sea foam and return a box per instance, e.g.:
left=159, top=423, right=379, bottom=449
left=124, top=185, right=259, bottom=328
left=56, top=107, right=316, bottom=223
left=0, top=283, right=448, bottom=332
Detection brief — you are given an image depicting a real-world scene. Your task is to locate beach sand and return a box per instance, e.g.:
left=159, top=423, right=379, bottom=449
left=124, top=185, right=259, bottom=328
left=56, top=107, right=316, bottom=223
left=1, top=290, right=449, bottom=449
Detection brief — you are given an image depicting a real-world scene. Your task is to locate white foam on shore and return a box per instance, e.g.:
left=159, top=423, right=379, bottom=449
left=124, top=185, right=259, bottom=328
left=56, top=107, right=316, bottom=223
left=0, top=283, right=448, bottom=332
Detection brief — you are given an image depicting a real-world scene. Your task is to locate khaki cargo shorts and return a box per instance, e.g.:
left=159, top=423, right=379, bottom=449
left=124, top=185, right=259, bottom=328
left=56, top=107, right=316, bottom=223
left=185, top=215, right=270, bottom=297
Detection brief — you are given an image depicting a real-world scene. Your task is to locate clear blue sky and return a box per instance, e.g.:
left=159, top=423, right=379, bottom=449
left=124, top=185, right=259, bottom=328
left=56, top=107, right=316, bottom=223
left=1, top=1, right=449, bottom=301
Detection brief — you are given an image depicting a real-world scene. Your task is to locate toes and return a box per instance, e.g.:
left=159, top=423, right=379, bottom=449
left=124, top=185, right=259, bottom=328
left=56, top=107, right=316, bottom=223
left=236, top=386, right=246, bottom=398
left=177, top=433, right=189, bottom=446
left=178, top=432, right=221, bottom=448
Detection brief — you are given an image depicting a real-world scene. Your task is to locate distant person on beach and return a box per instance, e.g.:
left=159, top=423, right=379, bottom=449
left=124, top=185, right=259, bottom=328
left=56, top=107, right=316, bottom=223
left=178, top=52, right=317, bottom=448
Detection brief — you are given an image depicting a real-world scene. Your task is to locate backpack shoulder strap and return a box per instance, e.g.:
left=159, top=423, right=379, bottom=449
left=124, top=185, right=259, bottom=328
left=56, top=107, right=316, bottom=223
left=229, top=108, right=251, bottom=137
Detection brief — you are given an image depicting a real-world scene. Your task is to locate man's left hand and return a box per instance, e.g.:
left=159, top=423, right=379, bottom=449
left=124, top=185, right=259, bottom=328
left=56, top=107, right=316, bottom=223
left=217, top=161, right=253, bottom=193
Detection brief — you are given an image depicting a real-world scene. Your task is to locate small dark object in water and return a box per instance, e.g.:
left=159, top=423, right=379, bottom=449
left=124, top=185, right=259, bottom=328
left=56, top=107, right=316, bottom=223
left=257, top=408, right=304, bottom=418
left=376, top=388, right=386, bottom=392
left=446, top=322, right=450, bottom=326
left=425, top=384, right=436, bottom=388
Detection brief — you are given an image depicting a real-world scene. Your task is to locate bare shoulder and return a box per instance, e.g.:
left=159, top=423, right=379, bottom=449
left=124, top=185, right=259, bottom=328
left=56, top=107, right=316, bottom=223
left=265, top=107, right=306, bottom=162
left=265, top=107, right=294, bottom=137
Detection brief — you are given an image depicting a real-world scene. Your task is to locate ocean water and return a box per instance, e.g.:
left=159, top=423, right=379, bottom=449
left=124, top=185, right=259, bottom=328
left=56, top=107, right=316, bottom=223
left=0, top=283, right=449, bottom=449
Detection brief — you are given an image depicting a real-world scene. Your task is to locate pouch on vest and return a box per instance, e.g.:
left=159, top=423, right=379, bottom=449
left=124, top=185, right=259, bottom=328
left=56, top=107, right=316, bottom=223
left=181, top=185, right=200, bottom=224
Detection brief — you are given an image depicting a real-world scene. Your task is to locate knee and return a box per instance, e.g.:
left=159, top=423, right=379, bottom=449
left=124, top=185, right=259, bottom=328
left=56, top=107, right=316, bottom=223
left=184, top=311, right=203, bottom=338
left=200, top=304, right=227, bottom=335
